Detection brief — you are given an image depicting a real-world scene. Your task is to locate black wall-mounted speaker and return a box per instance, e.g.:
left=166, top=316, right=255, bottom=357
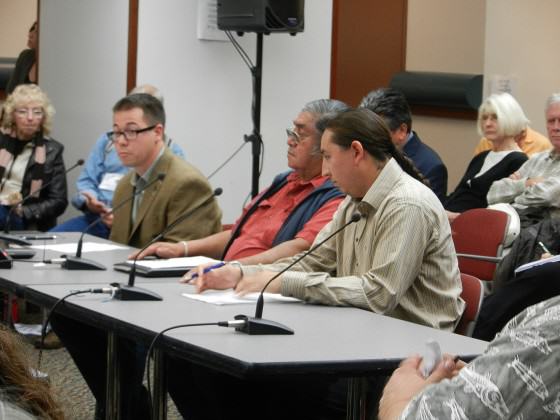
left=217, top=0, right=304, bottom=34
left=390, top=71, right=483, bottom=111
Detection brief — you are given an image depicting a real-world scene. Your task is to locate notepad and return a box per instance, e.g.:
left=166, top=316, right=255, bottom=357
left=182, top=289, right=300, bottom=305
left=113, top=256, right=220, bottom=277
left=514, top=254, right=560, bottom=275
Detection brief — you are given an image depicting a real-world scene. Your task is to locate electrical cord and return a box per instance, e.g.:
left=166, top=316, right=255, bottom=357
left=37, top=287, right=115, bottom=369
left=144, top=319, right=246, bottom=419
left=206, top=141, right=248, bottom=180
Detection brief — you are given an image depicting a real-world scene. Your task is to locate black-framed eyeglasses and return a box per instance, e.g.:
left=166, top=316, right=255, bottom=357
left=107, top=124, right=156, bottom=143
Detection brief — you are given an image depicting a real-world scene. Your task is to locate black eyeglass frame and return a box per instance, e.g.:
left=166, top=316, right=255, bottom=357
left=107, top=124, right=157, bottom=143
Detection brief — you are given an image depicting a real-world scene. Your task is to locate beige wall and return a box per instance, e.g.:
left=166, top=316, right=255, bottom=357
left=484, top=0, right=560, bottom=135
left=0, top=0, right=37, bottom=57
left=406, top=0, right=486, bottom=191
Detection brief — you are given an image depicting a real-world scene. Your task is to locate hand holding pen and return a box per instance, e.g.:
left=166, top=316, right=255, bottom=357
left=181, top=261, right=226, bottom=284
left=181, top=261, right=243, bottom=293
left=538, top=241, right=554, bottom=259
left=188, top=262, right=226, bottom=280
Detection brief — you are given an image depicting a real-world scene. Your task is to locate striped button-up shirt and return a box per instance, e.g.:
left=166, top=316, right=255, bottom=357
left=487, top=150, right=560, bottom=210
left=248, top=158, right=464, bottom=331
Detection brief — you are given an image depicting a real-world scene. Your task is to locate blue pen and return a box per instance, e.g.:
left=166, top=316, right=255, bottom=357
left=189, top=262, right=226, bottom=280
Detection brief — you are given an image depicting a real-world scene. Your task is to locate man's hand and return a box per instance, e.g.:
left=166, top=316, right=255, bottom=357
left=182, top=263, right=241, bottom=292
left=378, top=354, right=464, bottom=420
left=509, top=171, right=521, bottom=180
left=129, top=242, right=184, bottom=260
left=525, top=177, right=545, bottom=187
left=446, top=211, right=461, bottom=223
left=82, top=192, right=109, bottom=215
left=101, top=212, right=113, bottom=229
left=235, top=270, right=281, bottom=295
left=183, top=264, right=282, bottom=297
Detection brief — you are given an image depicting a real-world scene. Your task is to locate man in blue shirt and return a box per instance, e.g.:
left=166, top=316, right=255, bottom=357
left=51, top=84, right=184, bottom=238
left=360, top=88, right=448, bottom=201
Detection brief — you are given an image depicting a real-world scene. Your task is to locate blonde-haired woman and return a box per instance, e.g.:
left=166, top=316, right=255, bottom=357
left=445, top=92, right=528, bottom=222
left=0, top=84, right=67, bottom=230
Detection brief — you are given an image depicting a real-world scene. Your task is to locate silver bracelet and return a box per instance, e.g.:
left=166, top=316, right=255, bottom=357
left=179, top=241, right=188, bottom=257
left=228, top=261, right=244, bottom=280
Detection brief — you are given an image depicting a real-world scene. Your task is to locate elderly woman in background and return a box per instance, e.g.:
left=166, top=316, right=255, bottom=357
left=0, top=84, right=67, bottom=230
left=445, top=92, right=528, bottom=222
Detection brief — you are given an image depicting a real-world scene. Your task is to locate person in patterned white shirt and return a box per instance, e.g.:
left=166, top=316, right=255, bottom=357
left=379, top=295, right=560, bottom=420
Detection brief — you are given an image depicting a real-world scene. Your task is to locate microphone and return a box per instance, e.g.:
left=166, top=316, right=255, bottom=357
left=232, top=212, right=362, bottom=335
left=0, top=159, right=85, bottom=245
left=61, top=173, right=166, bottom=270
left=111, top=187, right=223, bottom=301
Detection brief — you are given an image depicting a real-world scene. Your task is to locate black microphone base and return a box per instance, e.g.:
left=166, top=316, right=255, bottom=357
left=62, top=256, right=106, bottom=270
left=233, top=314, right=294, bottom=335
left=0, top=233, right=32, bottom=246
left=110, top=283, right=163, bottom=301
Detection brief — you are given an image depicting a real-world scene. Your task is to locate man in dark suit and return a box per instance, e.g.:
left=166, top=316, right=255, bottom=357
left=360, top=87, right=448, bottom=201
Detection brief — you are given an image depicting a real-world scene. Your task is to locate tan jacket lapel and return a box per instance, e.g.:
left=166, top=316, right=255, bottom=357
left=127, top=150, right=172, bottom=243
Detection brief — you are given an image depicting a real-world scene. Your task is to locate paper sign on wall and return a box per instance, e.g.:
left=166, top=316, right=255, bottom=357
left=197, top=0, right=228, bottom=41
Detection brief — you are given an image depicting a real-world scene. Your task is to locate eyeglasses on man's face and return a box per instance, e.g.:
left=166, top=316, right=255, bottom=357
left=286, top=128, right=312, bottom=144
left=107, top=124, right=156, bottom=143
left=14, top=108, right=44, bottom=119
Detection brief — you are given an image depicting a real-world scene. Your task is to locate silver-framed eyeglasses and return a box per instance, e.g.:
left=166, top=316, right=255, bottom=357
left=15, top=108, right=44, bottom=118
left=286, top=128, right=303, bottom=144
left=107, top=124, right=156, bottom=143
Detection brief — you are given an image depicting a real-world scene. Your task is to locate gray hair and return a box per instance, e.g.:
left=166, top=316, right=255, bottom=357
left=545, top=93, right=560, bottom=112
left=301, top=99, right=349, bottom=155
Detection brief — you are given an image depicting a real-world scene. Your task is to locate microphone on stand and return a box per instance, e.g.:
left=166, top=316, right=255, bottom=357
left=111, top=187, right=223, bottom=301
left=0, top=159, right=85, bottom=246
left=232, top=212, right=362, bottom=335
left=61, top=173, right=166, bottom=270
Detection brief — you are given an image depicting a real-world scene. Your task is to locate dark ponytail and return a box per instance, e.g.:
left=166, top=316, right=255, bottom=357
left=324, top=108, right=428, bottom=185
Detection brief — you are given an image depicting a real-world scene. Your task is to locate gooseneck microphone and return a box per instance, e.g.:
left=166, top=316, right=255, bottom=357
left=232, top=212, right=362, bottom=335
left=61, top=173, right=166, bottom=270
left=111, top=187, right=223, bottom=301
left=0, top=159, right=85, bottom=245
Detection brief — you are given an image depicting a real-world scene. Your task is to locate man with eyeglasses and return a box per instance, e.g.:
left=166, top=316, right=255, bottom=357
left=50, top=91, right=222, bottom=420
left=51, top=84, right=184, bottom=238
left=131, top=99, right=347, bottom=269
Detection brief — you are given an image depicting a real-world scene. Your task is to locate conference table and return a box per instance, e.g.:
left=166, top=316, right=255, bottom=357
left=0, top=233, right=489, bottom=420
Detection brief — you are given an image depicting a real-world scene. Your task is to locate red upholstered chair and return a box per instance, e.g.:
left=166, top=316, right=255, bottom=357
left=456, top=273, right=485, bottom=336
left=451, top=208, right=511, bottom=281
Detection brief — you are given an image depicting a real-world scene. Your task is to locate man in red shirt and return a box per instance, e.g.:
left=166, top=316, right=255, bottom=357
left=133, top=99, right=347, bottom=264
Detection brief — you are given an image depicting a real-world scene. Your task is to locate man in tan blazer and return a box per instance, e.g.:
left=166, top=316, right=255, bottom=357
left=50, top=92, right=223, bottom=420
left=105, top=93, right=221, bottom=248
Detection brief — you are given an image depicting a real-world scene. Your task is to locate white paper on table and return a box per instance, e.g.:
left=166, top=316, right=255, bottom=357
left=30, top=242, right=128, bottom=254
left=182, top=290, right=301, bottom=305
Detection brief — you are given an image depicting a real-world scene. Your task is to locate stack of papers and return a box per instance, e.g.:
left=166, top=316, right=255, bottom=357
left=182, top=289, right=300, bottom=305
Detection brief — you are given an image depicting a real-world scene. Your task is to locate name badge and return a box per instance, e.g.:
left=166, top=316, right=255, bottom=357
left=99, top=173, right=124, bottom=191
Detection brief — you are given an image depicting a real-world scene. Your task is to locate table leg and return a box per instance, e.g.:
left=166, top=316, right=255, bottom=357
left=106, top=331, right=120, bottom=420
left=346, top=377, right=368, bottom=420
left=151, top=348, right=167, bottom=420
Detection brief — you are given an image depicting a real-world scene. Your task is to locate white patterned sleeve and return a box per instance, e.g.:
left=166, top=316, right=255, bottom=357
left=401, top=297, right=560, bottom=420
